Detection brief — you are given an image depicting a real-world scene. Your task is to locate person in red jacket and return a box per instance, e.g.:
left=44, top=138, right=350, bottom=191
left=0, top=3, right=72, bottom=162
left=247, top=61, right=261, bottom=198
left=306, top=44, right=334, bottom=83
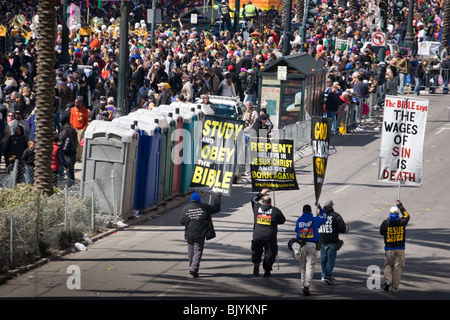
left=51, top=135, right=64, bottom=186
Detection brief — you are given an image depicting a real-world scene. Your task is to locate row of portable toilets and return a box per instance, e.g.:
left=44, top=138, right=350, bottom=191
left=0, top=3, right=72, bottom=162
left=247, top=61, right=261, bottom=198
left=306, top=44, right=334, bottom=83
left=81, top=102, right=214, bottom=220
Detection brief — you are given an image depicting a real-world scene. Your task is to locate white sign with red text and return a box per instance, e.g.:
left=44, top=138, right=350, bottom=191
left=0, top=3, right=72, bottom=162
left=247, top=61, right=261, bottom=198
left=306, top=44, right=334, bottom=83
left=378, top=96, right=429, bottom=185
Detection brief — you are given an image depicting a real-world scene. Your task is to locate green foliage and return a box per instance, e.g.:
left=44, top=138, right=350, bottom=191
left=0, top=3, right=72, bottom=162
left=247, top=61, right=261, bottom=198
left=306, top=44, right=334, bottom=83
left=0, top=183, right=97, bottom=273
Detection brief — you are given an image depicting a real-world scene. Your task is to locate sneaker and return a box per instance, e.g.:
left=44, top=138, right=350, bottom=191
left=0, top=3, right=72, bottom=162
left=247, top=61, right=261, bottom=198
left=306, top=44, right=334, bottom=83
left=189, top=271, right=199, bottom=278
left=383, top=282, right=391, bottom=291
left=391, top=287, right=398, bottom=293
left=263, top=270, right=271, bottom=277
left=293, top=248, right=301, bottom=260
left=324, top=277, right=333, bottom=285
left=303, top=286, right=310, bottom=296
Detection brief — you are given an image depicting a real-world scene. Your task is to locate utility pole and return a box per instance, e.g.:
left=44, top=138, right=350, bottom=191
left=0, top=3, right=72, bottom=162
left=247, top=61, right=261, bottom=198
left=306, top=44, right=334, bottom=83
left=116, top=0, right=130, bottom=116
left=378, top=1, right=387, bottom=61
left=234, top=0, right=240, bottom=34
left=300, top=0, right=316, bottom=53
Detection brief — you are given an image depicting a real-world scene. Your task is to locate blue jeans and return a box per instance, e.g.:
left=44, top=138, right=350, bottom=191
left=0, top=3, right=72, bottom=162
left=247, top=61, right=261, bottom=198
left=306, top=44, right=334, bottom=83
left=24, top=166, right=34, bottom=184
left=321, top=242, right=337, bottom=279
left=398, top=73, right=406, bottom=94
left=414, top=77, right=421, bottom=95
left=443, top=69, right=449, bottom=93
left=429, top=74, right=439, bottom=92
left=243, top=93, right=253, bottom=104
left=326, top=111, right=337, bottom=133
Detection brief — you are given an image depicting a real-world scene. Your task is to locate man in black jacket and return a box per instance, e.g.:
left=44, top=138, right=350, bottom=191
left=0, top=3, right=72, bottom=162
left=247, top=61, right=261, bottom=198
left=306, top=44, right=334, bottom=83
left=379, top=201, right=410, bottom=292
left=249, top=114, right=271, bottom=138
left=319, top=200, right=349, bottom=285
left=251, top=188, right=286, bottom=277
left=180, top=191, right=221, bottom=277
left=324, top=85, right=341, bottom=134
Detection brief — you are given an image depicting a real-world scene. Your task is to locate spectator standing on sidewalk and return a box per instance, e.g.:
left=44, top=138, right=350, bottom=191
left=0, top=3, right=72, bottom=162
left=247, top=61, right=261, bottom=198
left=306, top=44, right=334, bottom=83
left=428, top=56, right=441, bottom=94
left=21, top=140, right=35, bottom=184
left=396, top=54, right=411, bottom=95
left=69, top=98, right=89, bottom=162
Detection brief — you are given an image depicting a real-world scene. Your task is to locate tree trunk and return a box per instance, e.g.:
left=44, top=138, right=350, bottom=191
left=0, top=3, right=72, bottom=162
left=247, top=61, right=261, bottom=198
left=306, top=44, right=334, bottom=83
left=442, top=0, right=450, bottom=48
left=281, top=0, right=286, bottom=26
left=34, top=0, right=56, bottom=196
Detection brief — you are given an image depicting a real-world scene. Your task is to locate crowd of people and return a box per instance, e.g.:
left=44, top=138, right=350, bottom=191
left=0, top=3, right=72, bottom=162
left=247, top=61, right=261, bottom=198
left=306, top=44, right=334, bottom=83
left=0, top=0, right=448, bottom=180
left=0, top=0, right=428, bottom=296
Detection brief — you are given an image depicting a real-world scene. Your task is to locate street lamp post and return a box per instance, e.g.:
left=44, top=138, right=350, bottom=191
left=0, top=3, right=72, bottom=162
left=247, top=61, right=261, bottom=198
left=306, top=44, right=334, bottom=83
left=403, top=0, right=415, bottom=51
left=116, top=0, right=130, bottom=116
left=58, top=0, right=71, bottom=65
left=283, top=0, right=292, bottom=56
left=234, top=0, right=240, bottom=34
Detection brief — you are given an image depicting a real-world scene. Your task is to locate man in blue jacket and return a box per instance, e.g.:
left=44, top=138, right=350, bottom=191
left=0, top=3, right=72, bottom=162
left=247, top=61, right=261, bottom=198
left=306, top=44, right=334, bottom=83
left=295, top=204, right=327, bottom=296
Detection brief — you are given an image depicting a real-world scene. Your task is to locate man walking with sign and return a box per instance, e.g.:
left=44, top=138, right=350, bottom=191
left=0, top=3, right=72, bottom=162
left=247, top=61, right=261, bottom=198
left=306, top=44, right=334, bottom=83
left=379, top=200, right=410, bottom=293
left=180, top=191, right=222, bottom=277
left=250, top=188, right=286, bottom=277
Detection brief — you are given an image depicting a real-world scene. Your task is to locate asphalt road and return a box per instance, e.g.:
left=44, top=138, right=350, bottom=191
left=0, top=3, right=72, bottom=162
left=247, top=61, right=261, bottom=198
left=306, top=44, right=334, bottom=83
left=0, top=94, right=449, bottom=310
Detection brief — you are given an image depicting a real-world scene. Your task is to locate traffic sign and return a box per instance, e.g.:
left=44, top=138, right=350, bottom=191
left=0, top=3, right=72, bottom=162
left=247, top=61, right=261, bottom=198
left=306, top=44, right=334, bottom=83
left=371, top=32, right=386, bottom=46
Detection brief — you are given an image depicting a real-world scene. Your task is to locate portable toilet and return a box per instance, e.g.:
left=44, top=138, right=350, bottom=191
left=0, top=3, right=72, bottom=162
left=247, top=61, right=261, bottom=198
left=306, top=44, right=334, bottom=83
left=134, top=109, right=184, bottom=197
left=171, top=102, right=205, bottom=155
left=156, top=105, right=196, bottom=194
left=126, top=110, right=175, bottom=201
left=112, top=117, right=162, bottom=210
left=81, top=120, right=139, bottom=220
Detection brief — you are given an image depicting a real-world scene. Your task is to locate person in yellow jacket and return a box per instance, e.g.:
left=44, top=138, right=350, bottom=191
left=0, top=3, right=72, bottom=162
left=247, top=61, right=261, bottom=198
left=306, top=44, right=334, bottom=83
left=244, top=1, right=256, bottom=21
left=240, top=4, right=246, bottom=19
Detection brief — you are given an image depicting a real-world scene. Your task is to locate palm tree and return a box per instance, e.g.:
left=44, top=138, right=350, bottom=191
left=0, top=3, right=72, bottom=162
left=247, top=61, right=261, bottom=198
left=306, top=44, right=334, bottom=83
left=442, top=0, right=450, bottom=49
left=296, top=0, right=305, bottom=22
left=33, top=0, right=56, bottom=196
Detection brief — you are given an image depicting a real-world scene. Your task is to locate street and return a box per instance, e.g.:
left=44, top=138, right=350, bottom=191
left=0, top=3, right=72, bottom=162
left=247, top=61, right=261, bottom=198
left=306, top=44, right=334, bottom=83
left=0, top=94, right=449, bottom=307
